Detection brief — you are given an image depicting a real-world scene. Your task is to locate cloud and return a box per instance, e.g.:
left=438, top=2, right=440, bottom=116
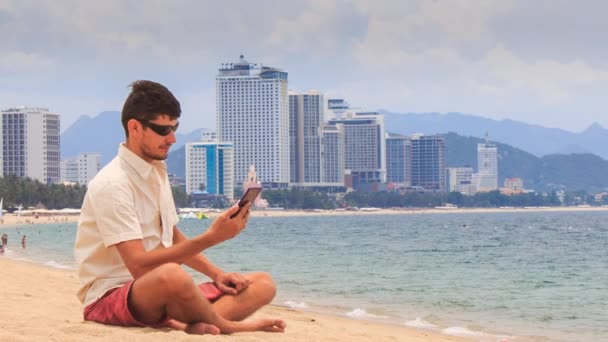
left=0, top=51, right=54, bottom=73
left=480, top=45, right=608, bottom=104
left=264, top=0, right=367, bottom=55
left=1, top=1, right=608, bottom=132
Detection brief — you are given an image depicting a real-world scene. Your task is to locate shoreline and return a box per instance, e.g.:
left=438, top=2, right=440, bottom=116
left=214, top=205, right=608, bottom=219
left=1, top=205, right=607, bottom=228
left=0, top=257, right=474, bottom=342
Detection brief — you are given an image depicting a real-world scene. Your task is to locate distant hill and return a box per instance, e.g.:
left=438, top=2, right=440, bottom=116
left=62, top=111, right=608, bottom=192
left=383, top=111, right=608, bottom=159
left=166, top=132, right=608, bottom=192
left=61, top=111, right=124, bottom=165
left=61, top=111, right=207, bottom=165
left=443, top=132, right=608, bottom=192
left=167, top=145, right=186, bottom=178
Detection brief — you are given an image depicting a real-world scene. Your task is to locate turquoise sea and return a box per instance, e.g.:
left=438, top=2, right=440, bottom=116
left=2, top=211, right=607, bottom=341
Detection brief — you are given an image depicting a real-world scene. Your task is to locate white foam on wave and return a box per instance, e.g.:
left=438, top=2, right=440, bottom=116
left=283, top=300, right=309, bottom=309
left=44, top=260, right=73, bottom=270
left=405, top=317, right=438, bottom=329
left=442, top=326, right=484, bottom=337
left=345, top=308, right=388, bottom=319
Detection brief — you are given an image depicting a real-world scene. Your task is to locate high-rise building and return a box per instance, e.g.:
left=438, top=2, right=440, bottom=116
left=322, top=124, right=345, bottom=184
left=447, top=167, right=474, bottom=195
left=409, top=134, right=446, bottom=191
left=289, top=90, right=324, bottom=184
left=185, top=142, right=235, bottom=200
left=476, top=142, right=498, bottom=191
left=328, top=111, right=386, bottom=186
left=326, top=98, right=349, bottom=119
left=386, top=133, right=411, bottom=185
left=1, top=107, right=60, bottom=183
left=201, top=130, right=218, bottom=142
left=60, top=153, right=101, bottom=185
left=216, top=55, right=289, bottom=188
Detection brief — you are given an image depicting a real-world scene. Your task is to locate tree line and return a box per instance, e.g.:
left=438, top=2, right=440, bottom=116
left=0, top=175, right=88, bottom=210
left=262, top=189, right=603, bottom=209
left=0, top=175, right=192, bottom=211
left=0, top=175, right=603, bottom=211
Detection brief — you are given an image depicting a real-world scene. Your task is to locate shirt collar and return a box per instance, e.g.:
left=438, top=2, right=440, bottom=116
left=118, top=143, right=167, bottom=179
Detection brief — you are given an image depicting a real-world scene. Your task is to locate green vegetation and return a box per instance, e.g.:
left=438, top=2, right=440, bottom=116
left=171, top=186, right=191, bottom=208
left=0, top=176, right=193, bottom=210
left=0, top=175, right=87, bottom=209
left=262, top=189, right=336, bottom=209
left=262, top=189, right=587, bottom=209
left=443, top=132, right=608, bottom=192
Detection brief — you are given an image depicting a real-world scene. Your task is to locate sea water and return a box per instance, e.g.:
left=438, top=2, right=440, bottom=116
left=3, top=211, right=607, bottom=341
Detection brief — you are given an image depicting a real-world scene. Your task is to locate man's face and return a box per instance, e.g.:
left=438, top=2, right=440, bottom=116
left=138, top=115, right=178, bottom=162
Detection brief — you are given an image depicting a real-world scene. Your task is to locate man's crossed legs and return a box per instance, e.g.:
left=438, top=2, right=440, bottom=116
left=86, top=263, right=286, bottom=334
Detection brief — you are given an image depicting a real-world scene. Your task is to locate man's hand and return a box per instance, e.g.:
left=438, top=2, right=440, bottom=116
left=205, top=202, right=252, bottom=244
left=214, top=272, right=250, bottom=295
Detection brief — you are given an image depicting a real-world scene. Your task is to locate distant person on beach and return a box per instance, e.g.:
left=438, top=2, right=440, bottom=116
left=21, top=235, right=26, bottom=249
left=74, top=80, right=284, bottom=335
left=1, top=233, right=7, bottom=246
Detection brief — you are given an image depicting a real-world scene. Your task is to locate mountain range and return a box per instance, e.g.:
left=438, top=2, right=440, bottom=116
left=60, top=111, right=608, bottom=192
left=382, top=111, right=608, bottom=159
left=61, top=111, right=207, bottom=165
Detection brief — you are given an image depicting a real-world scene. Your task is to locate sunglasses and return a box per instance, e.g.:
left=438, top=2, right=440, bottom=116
left=138, top=119, right=179, bottom=136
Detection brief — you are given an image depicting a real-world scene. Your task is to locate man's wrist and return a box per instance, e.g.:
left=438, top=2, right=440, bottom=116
left=194, top=230, right=220, bottom=250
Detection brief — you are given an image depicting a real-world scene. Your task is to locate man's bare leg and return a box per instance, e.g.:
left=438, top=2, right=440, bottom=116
left=128, top=263, right=285, bottom=334
left=212, top=272, right=277, bottom=321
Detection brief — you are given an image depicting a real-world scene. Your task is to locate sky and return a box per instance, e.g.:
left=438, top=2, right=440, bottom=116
left=1, top=0, right=607, bottom=133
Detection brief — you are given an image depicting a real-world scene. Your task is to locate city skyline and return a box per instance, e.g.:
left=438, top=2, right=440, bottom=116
left=1, top=1, right=607, bottom=133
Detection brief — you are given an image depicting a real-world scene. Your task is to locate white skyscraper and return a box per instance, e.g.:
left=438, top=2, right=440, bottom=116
left=61, top=153, right=101, bottom=185
left=216, top=55, right=289, bottom=188
left=185, top=142, right=235, bottom=200
left=1, top=107, right=60, bottom=183
left=289, top=90, right=324, bottom=184
left=476, top=142, right=498, bottom=191
left=328, top=111, right=386, bottom=186
left=322, top=124, right=345, bottom=184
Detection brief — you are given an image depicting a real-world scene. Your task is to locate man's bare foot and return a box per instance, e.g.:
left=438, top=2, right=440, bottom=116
left=222, top=318, right=286, bottom=334
left=256, top=319, right=286, bottom=333
left=185, top=322, right=221, bottom=335
left=165, top=319, right=220, bottom=335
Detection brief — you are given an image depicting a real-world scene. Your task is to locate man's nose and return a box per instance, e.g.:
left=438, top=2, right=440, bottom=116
left=166, top=131, right=177, bottom=143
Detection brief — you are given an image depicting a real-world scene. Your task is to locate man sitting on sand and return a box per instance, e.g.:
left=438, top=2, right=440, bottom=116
left=74, top=80, right=285, bottom=335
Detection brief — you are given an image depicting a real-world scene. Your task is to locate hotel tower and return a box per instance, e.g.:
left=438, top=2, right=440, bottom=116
left=216, top=55, right=289, bottom=188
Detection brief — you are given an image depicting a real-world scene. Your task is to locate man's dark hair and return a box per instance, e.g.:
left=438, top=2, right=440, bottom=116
left=121, top=80, right=181, bottom=137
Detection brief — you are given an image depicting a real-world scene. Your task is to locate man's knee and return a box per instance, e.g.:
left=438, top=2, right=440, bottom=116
left=156, top=263, right=195, bottom=297
left=249, top=272, right=277, bottom=302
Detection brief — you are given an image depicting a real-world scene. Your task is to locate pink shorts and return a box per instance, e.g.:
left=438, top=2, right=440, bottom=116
left=83, top=281, right=224, bottom=327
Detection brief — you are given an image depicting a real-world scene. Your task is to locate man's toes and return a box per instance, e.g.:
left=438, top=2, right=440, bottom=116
left=185, top=322, right=220, bottom=335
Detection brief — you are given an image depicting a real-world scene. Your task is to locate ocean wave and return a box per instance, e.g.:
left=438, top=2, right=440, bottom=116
left=44, top=260, right=73, bottom=270
left=283, top=300, right=309, bottom=309
left=405, top=317, right=438, bottom=329
left=442, top=326, right=484, bottom=337
left=345, top=308, right=388, bottom=319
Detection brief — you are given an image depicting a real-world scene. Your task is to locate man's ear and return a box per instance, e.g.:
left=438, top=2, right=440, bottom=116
left=127, top=119, right=142, bottom=136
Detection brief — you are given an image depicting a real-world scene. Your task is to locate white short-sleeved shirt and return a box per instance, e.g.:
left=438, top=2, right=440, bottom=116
left=75, top=144, right=178, bottom=306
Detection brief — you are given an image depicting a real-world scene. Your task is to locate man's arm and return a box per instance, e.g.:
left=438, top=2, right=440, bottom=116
left=115, top=203, right=251, bottom=279
left=174, top=225, right=252, bottom=295
left=173, top=226, right=223, bottom=280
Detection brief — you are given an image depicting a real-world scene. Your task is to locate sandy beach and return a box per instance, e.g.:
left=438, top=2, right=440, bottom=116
left=0, top=213, right=79, bottom=227
left=208, top=205, right=608, bottom=219
left=0, top=258, right=472, bottom=342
